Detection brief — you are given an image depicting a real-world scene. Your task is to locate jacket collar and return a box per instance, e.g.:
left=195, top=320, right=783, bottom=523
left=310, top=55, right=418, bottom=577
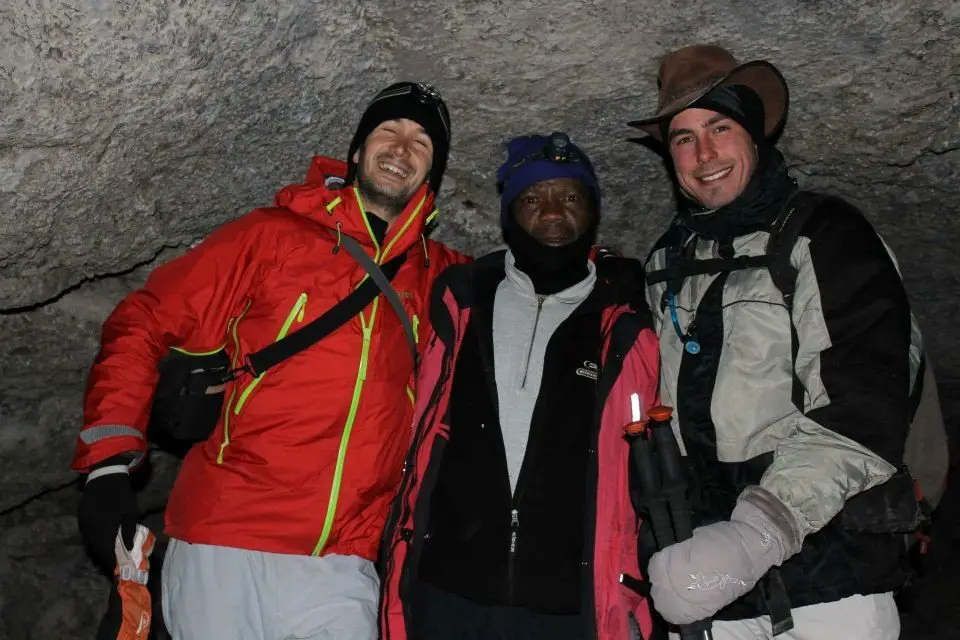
left=274, top=155, right=438, bottom=262
left=503, top=250, right=597, bottom=304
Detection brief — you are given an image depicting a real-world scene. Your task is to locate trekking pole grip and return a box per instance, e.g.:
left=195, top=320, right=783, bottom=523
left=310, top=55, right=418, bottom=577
left=625, top=419, right=677, bottom=549
left=648, top=406, right=694, bottom=541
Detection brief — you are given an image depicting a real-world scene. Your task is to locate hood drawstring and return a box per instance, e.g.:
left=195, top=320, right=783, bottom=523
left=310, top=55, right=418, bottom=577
left=420, top=234, right=431, bottom=267
left=332, top=222, right=343, bottom=254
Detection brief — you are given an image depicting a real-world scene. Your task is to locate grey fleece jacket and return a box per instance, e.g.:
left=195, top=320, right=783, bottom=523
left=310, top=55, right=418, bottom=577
left=492, top=250, right=597, bottom=495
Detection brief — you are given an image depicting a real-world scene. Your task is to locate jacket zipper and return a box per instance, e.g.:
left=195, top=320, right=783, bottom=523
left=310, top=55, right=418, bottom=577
left=508, top=507, right=520, bottom=604
left=520, top=295, right=545, bottom=389
left=312, top=297, right=379, bottom=555
left=216, top=299, right=253, bottom=464
left=511, top=293, right=544, bottom=601
left=312, top=188, right=424, bottom=557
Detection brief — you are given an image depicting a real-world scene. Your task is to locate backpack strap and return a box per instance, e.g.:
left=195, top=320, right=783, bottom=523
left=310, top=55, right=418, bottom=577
left=764, top=190, right=830, bottom=412
left=646, top=254, right=771, bottom=286
left=339, top=235, right=420, bottom=374
left=765, top=190, right=831, bottom=315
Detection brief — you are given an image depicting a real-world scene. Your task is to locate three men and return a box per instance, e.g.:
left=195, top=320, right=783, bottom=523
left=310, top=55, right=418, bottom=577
left=73, top=82, right=467, bottom=639
left=628, top=44, right=920, bottom=639
left=73, top=53, right=921, bottom=640
left=379, top=133, right=660, bottom=640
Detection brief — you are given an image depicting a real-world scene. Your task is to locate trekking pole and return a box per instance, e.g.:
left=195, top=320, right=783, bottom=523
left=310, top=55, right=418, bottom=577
left=647, top=405, right=713, bottom=640
left=648, top=407, right=693, bottom=554
left=624, top=396, right=713, bottom=640
left=625, top=394, right=676, bottom=551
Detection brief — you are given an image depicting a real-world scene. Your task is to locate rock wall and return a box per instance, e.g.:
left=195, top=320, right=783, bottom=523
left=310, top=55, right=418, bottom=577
left=0, top=0, right=957, bottom=638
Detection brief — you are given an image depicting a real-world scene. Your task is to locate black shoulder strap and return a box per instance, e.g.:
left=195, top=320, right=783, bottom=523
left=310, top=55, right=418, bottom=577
left=645, top=254, right=771, bottom=286
left=644, top=218, right=688, bottom=269
left=339, top=234, right=420, bottom=372
left=241, top=244, right=408, bottom=379
left=765, top=190, right=830, bottom=314
left=764, top=189, right=830, bottom=412
left=646, top=217, right=771, bottom=286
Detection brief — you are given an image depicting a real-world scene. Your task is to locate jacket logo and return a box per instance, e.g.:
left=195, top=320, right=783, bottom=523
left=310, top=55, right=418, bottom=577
left=576, top=360, right=599, bottom=381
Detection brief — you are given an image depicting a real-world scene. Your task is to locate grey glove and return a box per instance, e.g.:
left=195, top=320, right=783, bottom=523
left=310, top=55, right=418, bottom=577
left=647, top=486, right=803, bottom=626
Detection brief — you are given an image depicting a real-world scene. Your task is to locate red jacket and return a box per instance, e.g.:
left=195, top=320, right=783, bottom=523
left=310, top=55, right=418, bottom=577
left=379, top=256, right=660, bottom=640
left=73, top=156, right=469, bottom=560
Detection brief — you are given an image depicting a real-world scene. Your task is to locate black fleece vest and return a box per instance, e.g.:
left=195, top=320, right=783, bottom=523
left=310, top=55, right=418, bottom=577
left=417, top=276, right=604, bottom=615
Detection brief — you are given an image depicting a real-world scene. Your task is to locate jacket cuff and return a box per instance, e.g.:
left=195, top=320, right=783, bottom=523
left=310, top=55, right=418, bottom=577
left=733, top=485, right=804, bottom=562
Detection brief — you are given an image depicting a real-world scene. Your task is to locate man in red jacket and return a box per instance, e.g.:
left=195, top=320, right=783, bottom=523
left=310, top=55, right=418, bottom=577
left=72, top=81, right=468, bottom=639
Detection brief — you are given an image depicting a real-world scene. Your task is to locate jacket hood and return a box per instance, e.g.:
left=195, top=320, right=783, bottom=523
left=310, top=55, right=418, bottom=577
left=274, top=155, right=439, bottom=258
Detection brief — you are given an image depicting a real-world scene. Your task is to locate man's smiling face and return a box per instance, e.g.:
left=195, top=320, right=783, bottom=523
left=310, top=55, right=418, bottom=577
left=667, top=107, right=758, bottom=209
left=354, top=118, right=433, bottom=220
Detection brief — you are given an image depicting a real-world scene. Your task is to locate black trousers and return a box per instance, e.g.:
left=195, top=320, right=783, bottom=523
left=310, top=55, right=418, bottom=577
left=410, top=581, right=588, bottom=640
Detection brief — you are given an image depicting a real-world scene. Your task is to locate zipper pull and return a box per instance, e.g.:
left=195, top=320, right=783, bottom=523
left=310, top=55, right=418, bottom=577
left=511, top=508, right=519, bottom=528
left=509, top=508, right=519, bottom=553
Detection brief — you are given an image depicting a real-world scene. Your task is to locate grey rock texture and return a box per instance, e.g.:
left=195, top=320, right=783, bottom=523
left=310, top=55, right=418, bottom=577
left=0, top=0, right=957, bottom=638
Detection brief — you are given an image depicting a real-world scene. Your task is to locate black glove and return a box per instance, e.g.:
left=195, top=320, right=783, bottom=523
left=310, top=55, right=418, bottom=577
left=78, top=468, right=139, bottom=575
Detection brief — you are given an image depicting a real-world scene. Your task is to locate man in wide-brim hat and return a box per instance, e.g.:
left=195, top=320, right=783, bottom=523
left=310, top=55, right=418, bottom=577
left=628, top=44, right=935, bottom=640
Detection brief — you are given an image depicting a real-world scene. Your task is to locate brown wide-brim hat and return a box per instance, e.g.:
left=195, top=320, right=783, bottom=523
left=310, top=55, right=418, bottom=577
left=628, top=44, right=789, bottom=142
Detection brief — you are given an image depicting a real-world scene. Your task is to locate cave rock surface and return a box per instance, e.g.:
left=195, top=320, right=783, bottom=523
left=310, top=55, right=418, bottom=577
left=0, top=1, right=958, bottom=638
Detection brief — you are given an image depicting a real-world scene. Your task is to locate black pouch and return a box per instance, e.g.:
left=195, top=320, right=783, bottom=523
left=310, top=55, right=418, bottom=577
left=838, top=467, right=924, bottom=534
left=147, top=349, right=232, bottom=452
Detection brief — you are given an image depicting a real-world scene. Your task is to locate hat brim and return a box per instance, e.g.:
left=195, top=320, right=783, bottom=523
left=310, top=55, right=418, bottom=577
left=627, top=60, right=789, bottom=142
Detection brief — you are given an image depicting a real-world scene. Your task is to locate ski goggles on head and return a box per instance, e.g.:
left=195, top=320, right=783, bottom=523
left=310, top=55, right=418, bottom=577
left=411, top=82, right=443, bottom=106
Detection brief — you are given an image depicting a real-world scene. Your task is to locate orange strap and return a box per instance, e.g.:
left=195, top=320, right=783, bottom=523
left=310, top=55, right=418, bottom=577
left=113, top=525, right=157, bottom=639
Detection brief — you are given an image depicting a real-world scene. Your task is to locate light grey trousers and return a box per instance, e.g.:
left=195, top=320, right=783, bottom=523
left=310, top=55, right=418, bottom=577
left=161, top=538, right=379, bottom=640
left=669, top=592, right=900, bottom=640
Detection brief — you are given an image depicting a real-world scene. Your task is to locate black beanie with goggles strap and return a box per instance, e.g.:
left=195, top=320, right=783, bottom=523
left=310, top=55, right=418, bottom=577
left=345, top=82, right=452, bottom=195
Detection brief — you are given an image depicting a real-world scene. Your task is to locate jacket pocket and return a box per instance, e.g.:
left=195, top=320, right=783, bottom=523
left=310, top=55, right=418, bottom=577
left=216, top=293, right=307, bottom=463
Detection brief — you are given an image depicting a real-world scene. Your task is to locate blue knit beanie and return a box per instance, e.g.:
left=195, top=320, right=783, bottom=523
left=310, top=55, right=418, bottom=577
left=496, top=132, right=601, bottom=228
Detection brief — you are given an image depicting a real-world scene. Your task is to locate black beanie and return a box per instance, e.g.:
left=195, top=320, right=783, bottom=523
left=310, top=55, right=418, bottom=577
left=660, top=84, right=767, bottom=145
left=345, top=82, right=452, bottom=195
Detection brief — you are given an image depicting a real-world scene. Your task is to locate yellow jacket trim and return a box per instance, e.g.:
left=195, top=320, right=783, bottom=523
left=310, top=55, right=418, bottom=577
left=233, top=293, right=308, bottom=415
left=217, top=300, right=253, bottom=464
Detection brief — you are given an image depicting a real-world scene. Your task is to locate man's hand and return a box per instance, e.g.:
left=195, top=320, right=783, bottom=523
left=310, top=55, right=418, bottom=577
left=647, top=486, right=802, bottom=626
left=78, top=466, right=138, bottom=574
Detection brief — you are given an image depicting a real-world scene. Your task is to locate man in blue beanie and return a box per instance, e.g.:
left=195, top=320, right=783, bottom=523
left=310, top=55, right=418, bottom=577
left=378, top=133, right=662, bottom=640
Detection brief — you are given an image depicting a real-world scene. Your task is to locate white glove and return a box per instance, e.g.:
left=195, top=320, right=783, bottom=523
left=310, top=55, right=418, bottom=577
left=647, top=486, right=802, bottom=626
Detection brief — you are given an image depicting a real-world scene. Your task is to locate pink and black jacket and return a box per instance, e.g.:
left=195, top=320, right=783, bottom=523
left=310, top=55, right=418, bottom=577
left=379, top=251, right=662, bottom=640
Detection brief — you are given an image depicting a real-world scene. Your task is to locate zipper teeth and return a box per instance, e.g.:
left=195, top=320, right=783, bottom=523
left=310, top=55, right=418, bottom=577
left=380, top=195, right=426, bottom=263
left=353, top=186, right=382, bottom=258
left=520, top=296, right=545, bottom=389
left=312, top=201, right=422, bottom=555
left=508, top=507, right=519, bottom=604
left=382, top=328, right=460, bottom=637
left=394, top=340, right=456, bottom=535
left=312, top=297, right=380, bottom=556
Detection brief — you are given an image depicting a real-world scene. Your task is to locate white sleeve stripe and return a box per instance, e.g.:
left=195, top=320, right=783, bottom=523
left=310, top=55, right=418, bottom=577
left=86, top=465, right=130, bottom=483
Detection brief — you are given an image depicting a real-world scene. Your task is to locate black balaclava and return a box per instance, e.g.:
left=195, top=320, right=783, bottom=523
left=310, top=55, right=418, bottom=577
left=664, top=84, right=797, bottom=241
left=497, top=133, right=602, bottom=296
left=504, top=213, right=598, bottom=296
